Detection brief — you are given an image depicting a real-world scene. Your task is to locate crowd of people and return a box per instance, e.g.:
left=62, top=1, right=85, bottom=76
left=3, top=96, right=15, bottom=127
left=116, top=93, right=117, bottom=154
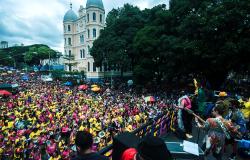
left=0, top=72, right=168, bottom=159
left=0, top=71, right=249, bottom=160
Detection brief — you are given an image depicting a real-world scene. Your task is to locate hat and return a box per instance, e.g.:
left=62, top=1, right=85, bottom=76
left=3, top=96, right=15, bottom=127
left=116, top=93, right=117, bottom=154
left=219, top=91, right=227, bottom=97
left=137, top=136, right=172, bottom=160
left=121, top=148, right=137, bottom=160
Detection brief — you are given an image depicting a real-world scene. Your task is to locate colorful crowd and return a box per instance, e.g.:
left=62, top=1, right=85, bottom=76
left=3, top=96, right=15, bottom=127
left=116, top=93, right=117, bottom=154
left=0, top=72, right=167, bottom=159
left=0, top=71, right=249, bottom=160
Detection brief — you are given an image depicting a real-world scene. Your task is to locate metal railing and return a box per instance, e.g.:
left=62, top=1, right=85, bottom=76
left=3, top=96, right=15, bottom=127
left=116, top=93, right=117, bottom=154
left=98, top=109, right=176, bottom=157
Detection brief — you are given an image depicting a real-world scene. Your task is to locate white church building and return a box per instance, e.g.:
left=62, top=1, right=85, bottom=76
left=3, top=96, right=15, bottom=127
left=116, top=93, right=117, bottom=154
left=63, top=0, right=106, bottom=80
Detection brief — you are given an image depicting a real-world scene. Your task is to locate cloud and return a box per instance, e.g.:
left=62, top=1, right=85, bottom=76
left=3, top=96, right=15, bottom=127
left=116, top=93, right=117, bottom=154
left=0, top=0, right=169, bottom=52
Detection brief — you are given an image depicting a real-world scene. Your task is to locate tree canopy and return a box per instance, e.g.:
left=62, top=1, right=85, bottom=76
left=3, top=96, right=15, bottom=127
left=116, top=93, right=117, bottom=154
left=90, top=0, right=250, bottom=88
left=0, top=44, right=58, bottom=68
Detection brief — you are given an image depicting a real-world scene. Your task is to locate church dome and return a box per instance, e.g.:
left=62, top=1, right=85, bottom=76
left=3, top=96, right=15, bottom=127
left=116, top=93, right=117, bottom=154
left=86, top=0, right=104, bottom=10
left=63, top=9, right=78, bottom=22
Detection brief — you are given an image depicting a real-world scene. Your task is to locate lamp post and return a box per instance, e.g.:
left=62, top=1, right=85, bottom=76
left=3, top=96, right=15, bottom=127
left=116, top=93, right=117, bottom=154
left=49, top=51, right=51, bottom=72
left=111, top=65, right=113, bottom=88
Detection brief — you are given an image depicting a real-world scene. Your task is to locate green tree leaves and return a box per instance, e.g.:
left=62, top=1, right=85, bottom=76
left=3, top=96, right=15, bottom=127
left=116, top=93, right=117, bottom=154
left=90, top=1, right=250, bottom=87
left=0, top=44, right=58, bottom=67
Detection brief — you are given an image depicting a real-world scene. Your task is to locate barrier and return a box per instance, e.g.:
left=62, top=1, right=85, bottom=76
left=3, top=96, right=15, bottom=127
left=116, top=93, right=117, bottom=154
left=98, top=107, right=178, bottom=157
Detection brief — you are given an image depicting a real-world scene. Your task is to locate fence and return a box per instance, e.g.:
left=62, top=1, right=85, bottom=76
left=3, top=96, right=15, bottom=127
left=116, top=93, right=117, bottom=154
left=98, top=107, right=178, bottom=157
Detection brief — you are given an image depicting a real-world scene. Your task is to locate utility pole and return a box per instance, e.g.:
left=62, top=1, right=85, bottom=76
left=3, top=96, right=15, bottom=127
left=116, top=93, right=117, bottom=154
left=49, top=51, right=51, bottom=72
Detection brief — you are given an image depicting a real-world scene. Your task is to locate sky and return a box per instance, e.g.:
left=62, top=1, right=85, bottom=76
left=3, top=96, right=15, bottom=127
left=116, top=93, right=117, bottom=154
left=0, top=0, right=169, bottom=52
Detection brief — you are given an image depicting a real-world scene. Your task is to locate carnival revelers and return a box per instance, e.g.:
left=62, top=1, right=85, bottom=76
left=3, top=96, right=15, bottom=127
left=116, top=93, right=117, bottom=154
left=0, top=72, right=167, bottom=159
left=176, top=91, right=193, bottom=139
left=224, top=98, right=247, bottom=160
left=195, top=101, right=229, bottom=160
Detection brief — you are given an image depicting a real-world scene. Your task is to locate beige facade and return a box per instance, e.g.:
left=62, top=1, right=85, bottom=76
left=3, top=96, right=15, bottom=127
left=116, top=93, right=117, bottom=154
left=63, top=1, right=105, bottom=80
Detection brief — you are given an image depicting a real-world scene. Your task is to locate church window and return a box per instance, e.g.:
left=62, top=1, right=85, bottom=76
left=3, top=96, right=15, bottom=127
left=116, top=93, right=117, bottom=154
left=100, top=14, right=102, bottom=23
left=68, top=38, right=71, bottom=45
left=93, top=12, right=96, bottom=21
left=68, top=25, right=71, bottom=31
left=93, top=28, right=96, bottom=38
left=88, top=29, right=90, bottom=38
left=93, top=62, right=96, bottom=72
left=80, top=35, right=84, bottom=43
left=80, top=50, right=83, bottom=59
left=88, top=45, right=91, bottom=54
left=87, top=14, right=89, bottom=22
left=88, top=62, right=90, bottom=71
left=82, top=49, right=85, bottom=58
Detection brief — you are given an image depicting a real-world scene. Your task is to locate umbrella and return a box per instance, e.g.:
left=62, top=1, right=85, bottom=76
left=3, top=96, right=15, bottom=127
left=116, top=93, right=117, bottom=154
left=91, top=84, right=98, bottom=88
left=0, top=84, right=13, bottom=89
left=91, top=87, right=100, bottom=92
left=144, top=96, right=155, bottom=102
left=64, top=81, right=72, bottom=86
left=11, top=84, right=19, bottom=88
left=78, top=85, right=88, bottom=90
left=219, top=91, right=227, bottom=97
left=22, top=75, right=29, bottom=81
left=0, top=90, right=12, bottom=96
left=127, top=80, right=133, bottom=86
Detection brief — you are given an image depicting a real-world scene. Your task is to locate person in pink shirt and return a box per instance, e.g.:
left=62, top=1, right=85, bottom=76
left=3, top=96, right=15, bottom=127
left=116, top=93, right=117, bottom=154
left=177, top=91, right=193, bottom=139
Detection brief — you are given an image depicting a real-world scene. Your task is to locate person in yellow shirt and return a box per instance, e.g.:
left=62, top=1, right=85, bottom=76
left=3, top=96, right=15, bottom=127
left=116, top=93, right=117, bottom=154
left=241, top=98, right=250, bottom=119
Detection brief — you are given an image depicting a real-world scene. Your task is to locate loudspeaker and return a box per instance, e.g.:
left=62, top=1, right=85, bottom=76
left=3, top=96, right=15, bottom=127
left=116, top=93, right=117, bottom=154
left=112, top=132, right=140, bottom=160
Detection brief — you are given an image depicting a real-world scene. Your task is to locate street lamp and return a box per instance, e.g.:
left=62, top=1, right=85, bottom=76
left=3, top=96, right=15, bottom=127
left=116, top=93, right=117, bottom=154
left=48, top=51, right=51, bottom=72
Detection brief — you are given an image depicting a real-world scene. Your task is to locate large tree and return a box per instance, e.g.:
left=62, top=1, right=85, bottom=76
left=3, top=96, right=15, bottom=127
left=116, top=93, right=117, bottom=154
left=91, top=4, right=144, bottom=76
left=91, top=1, right=250, bottom=88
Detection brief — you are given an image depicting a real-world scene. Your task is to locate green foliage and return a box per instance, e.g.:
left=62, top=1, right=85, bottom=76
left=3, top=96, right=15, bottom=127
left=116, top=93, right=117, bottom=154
left=90, top=1, right=250, bottom=88
left=24, top=45, right=57, bottom=65
left=0, top=44, right=58, bottom=67
left=0, top=49, right=13, bottom=66
left=91, top=4, right=144, bottom=76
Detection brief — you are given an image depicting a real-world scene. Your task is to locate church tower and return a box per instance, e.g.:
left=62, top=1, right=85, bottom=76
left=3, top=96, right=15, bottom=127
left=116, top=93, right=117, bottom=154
left=63, top=3, right=78, bottom=71
left=85, top=0, right=105, bottom=79
left=63, top=0, right=105, bottom=80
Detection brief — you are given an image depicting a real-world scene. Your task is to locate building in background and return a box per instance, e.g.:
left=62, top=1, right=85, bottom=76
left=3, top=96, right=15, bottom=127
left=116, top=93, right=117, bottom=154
left=63, top=0, right=106, bottom=81
left=0, top=41, right=8, bottom=49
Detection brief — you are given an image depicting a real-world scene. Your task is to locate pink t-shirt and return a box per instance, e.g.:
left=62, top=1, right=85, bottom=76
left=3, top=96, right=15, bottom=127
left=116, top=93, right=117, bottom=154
left=181, top=96, right=192, bottom=109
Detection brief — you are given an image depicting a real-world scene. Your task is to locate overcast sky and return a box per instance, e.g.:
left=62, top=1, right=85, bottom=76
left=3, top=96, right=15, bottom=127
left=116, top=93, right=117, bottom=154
left=0, top=0, right=169, bottom=52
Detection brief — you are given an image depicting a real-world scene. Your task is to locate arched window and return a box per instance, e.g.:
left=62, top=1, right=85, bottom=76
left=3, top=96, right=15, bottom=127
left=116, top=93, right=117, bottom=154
left=64, top=38, right=66, bottom=45
left=80, top=50, right=83, bottom=59
left=80, top=35, right=84, bottom=43
left=93, top=62, right=96, bottom=72
left=93, top=28, right=96, bottom=38
left=100, top=14, right=102, bottom=23
left=88, top=45, right=91, bottom=54
left=68, top=25, right=71, bottom=31
left=93, top=12, right=96, bottom=21
left=69, top=50, right=71, bottom=56
left=87, top=13, right=89, bottom=22
left=87, top=29, right=90, bottom=38
left=68, top=38, right=71, bottom=45
left=82, top=49, right=85, bottom=58
left=88, top=62, right=90, bottom=71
